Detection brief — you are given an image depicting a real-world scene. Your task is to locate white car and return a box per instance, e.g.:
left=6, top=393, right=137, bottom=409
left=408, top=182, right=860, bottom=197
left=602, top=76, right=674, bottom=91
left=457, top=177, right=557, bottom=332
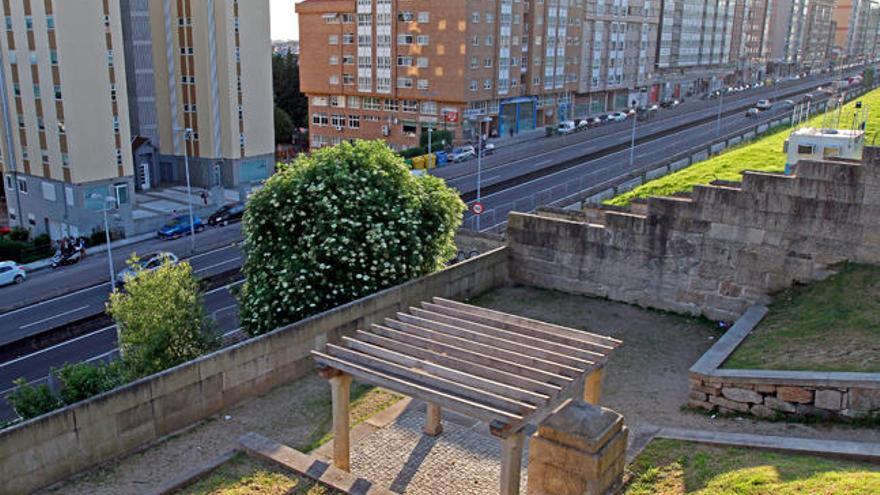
left=115, top=251, right=179, bottom=287
left=607, top=112, right=628, bottom=122
left=0, top=261, right=26, bottom=286
left=557, top=120, right=576, bottom=134
left=450, top=145, right=476, bottom=162
left=755, top=99, right=772, bottom=110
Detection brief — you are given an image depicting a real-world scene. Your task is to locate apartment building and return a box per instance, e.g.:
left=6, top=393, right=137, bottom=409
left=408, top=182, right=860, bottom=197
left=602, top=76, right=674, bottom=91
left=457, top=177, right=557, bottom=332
left=0, top=0, right=273, bottom=239
left=655, top=0, right=740, bottom=98
left=764, top=0, right=836, bottom=74
left=298, top=0, right=592, bottom=150
left=832, top=0, right=880, bottom=63
left=0, top=0, right=136, bottom=239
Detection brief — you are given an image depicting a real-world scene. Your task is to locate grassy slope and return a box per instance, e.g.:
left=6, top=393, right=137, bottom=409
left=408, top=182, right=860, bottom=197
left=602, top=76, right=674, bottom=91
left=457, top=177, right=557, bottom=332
left=724, top=263, right=880, bottom=372
left=607, top=86, right=880, bottom=206
left=625, top=438, right=880, bottom=495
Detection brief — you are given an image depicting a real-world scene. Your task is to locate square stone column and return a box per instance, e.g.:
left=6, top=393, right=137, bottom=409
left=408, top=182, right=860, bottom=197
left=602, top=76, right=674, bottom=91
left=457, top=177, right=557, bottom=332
left=527, top=399, right=627, bottom=495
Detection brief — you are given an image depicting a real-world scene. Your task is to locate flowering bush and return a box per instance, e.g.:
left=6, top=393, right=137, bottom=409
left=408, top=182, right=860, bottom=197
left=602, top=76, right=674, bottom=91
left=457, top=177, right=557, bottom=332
left=239, top=140, right=465, bottom=335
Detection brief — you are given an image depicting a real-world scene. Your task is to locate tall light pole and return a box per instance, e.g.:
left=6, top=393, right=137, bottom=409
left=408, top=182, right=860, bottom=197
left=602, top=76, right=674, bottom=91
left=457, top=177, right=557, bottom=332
left=474, top=117, right=491, bottom=231
left=91, top=193, right=118, bottom=292
left=427, top=126, right=433, bottom=156
left=716, top=87, right=724, bottom=137
left=629, top=100, right=638, bottom=166
left=175, top=127, right=197, bottom=253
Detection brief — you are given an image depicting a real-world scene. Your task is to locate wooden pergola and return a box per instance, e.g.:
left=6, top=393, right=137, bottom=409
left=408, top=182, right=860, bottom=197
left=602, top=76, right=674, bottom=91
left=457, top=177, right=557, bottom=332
left=312, top=297, right=622, bottom=495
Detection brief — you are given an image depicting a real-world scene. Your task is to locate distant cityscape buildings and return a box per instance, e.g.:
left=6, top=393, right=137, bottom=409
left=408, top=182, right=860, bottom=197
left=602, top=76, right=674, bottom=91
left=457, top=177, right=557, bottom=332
left=296, top=0, right=880, bottom=151
left=0, top=0, right=274, bottom=239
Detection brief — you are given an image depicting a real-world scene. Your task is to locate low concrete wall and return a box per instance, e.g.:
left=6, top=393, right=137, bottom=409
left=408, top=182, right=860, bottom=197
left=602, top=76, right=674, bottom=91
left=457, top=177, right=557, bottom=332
left=689, top=306, right=880, bottom=421
left=0, top=247, right=510, bottom=495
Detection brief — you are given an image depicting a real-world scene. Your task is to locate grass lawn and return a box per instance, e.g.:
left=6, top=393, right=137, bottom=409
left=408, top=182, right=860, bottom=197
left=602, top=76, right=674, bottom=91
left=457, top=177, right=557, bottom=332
left=723, top=263, right=880, bottom=372
left=624, top=438, right=880, bottom=494
left=607, top=85, right=880, bottom=206
left=298, top=382, right=402, bottom=453
left=177, top=453, right=335, bottom=495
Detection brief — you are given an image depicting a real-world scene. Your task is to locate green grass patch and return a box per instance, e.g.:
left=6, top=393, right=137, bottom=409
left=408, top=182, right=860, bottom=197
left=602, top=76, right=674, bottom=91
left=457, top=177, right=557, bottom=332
left=624, top=438, right=880, bottom=494
left=723, top=263, right=880, bottom=372
left=297, top=382, right=402, bottom=453
left=607, top=85, right=880, bottom=206
left=176, top=452, right=336, bottom=495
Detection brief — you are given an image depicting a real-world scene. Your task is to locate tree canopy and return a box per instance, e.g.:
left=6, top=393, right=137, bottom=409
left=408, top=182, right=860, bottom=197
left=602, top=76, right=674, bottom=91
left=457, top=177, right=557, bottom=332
left=239, top=140, right=466, bottom=335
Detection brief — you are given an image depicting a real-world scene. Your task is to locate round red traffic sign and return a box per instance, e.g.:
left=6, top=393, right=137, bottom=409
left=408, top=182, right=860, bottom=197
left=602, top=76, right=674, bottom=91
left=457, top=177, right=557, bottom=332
left=471, top=202, right=485, bottom=215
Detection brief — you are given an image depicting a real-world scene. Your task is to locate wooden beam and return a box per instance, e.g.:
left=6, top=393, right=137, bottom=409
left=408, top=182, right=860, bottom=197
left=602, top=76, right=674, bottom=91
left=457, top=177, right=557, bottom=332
left=312, top=351, right=524, bottom=424
left=425, top=403, right=442, bottom=436
left=395, top=313, right=589, bottom=374
left=325, top=344, right=536, bottom=415
left=423, top=300, right=616, bottom=355
left=383, top=318, right=581, bottom=379
left=341, top=337, right=550, bottom=405
left=368, top=325, right=572, bottom=387
left=329, top=372, right=352, bottom=472
left=499, top=429, right=525, bottom=495
left=415, top=304, right=606, bottom=363
left=433, top=297, right=622, bottom=348
left=584, top=367, right=605, bottom=405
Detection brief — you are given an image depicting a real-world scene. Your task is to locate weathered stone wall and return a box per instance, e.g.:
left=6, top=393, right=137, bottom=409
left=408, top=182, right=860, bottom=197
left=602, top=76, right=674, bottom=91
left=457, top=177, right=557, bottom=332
left=0, top=248, right=509, bottom=495
left=508, top=148, right=880, bottom=321
left=689, top=377, right=880, bottom=421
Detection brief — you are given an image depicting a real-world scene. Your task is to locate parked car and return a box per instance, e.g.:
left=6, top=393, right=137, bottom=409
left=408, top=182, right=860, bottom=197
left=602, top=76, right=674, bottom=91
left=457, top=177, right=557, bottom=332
left=607, top=112, right=628, bottom=122
left=157, top=215, right=205, bottom=239
left=581, top=117, right=602, bottom=128
left=480, top=142, right=495, bottom=155
left=115, top=252, right=179, bottom=287
left=0, top=261, right=25, bottom=286
left=207, top=202, right=245, bottom=227
left=745, top=107, right=760, bottom=118
left=596, top=114, right=610, bottom=123
left=782, top=99, right=796, bottom=107
left=449, top=145, right=476, bottom=162
left=755, top=99, right=772, bottom=110
left=557, top=120, right=576, bottom=134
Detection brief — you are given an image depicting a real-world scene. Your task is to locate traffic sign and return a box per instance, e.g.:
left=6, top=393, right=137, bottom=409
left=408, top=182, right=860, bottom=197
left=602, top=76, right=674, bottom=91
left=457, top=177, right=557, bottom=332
left=471, top=202, right=485, bottom=215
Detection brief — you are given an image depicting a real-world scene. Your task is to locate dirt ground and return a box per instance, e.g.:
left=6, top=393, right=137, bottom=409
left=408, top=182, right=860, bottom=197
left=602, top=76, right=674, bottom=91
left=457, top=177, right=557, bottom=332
left=40, top=284, right=880, bottom=494
left=471, top=286, right=880, bottom=447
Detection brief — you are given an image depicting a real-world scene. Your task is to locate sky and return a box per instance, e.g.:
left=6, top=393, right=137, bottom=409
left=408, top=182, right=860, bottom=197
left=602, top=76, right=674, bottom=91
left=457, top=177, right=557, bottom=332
left=271, top=0, right=298, bottom=41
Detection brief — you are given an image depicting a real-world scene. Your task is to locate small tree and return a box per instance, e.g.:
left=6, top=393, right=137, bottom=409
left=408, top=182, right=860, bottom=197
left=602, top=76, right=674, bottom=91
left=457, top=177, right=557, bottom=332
left=55, top=361, right=124, bottom=405
left=6, top=379, right=60, bottom=420
left=274, top=106, right=294, bottom=144
left=239, top=140, right=465, bottom=335
left=107, top=257, right=218, bottom=379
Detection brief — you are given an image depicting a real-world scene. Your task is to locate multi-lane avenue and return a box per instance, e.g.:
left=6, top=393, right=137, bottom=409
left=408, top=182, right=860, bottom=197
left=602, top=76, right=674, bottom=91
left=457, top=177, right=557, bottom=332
left=0, top=67, right=868, bottom=422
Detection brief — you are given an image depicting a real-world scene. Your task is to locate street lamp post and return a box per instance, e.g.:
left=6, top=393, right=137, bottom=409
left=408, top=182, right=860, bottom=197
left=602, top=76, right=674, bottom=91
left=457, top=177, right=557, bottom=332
left=427, top=126, right=433, bottom=156
left=716, top=87, right=724, bottom=137
left=474, top=117, right=491, bottom=232
left=90, top=193, right=118, bottom=292
left=629, top=100, right=638, bottom=167
left=175, top=127, right=197, bottom=253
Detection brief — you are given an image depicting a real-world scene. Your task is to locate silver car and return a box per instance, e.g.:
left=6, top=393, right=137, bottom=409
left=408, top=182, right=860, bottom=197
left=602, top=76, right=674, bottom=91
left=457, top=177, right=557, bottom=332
left=115, top=251, right=179, bottom=287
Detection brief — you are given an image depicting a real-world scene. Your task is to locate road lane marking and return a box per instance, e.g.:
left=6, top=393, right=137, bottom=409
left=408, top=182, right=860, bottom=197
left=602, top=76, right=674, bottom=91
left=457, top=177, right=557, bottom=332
left=0, top=325, right=117, bottom=369
left=532, top=159, right=552, bottom=167
left=185, top=242, right=242, bottom=262
left=194, top=256, right=242, bottom=274
left=18, top=305, right=90, bottom=330
left=205, top=279, right=244, bottom=296
left=1, top=284, right=108, bottom=318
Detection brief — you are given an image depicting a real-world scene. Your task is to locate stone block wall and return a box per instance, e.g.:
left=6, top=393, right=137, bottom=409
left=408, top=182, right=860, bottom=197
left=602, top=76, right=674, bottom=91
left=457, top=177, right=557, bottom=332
left=689, top=378, right=880, bottom=421
left=508, top=148, right=880, bottom=321
left=0, top=248, right=509, bottom=495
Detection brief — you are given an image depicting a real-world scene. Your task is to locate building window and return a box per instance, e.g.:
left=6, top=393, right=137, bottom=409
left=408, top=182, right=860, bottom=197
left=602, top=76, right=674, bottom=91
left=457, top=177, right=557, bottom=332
left=397, top=11, right=414, bottom=21
left=417, top=57, right=428, bottom=68
left=58, top=121, right=65, bottom=134
left=343, top=73, right=354, bottom=85
left=471, top=35, right=479, bottom=46
left=17, top=178, right=27, bottom=194
left=484, top=58, right=493, bottom=68
left=116, top=149, right=123, bottom=165
left=25, top=16, right=33, bottom=30
left=329, top=96, right=343, bottom=107
left=396, top=77, right=413, bottom=88
left=417, top=79, right=428, bottom=89
left=343, top=33, right=354, bottom=44
left=347, top=96, right=360, bottom=108
left=342, top=55, right=354, bottom=65
left=331, top=114, right=345, bottom=127
left=328, top=34, right=339, bottom=45
left=107, top=50, right=114, bottom=67
left=312, top=113, right=328, bottom=125
left=470, top=80, right=477, bottom=91
left=397, top=33, right=413, bottom=45
left=13, top=83, right=19, bottom=97
left=54, top=85, right=62, bottom=100
left=472, top=12, right=480, bottom=23
left=341, top=13, right=354, bottom=23
left=329, top=75, right=339, bottom=85
left=470, top=56, right=478, bottom=69
left=402, top=99, right=419, bottom=112
left=485, top=35, right=493, bottom=46
left=420, top=101, right=437, bottom=114
left=484, top=79, right=492, bottom=90
left=62, top=153, right=69, bottom=167
left=4, top=16, right=11, bottom=31
left=397, top=55, right=412, bottom=66
left=329, top=55, right=339, bottom=65
left=417, top=11, right=429, bottom=23
left=383, top=99, right=399, bottom=111
left=363, top=97, right=380, bottom=110
left=50, top=50, right=58, bottom=65
left=416, top=35, right=429, bottom=45
left=348, top=115, right=360, bottom=128
left=486, top=13, right=494, bottom=23
left=46, top=16, right=54, bottom=30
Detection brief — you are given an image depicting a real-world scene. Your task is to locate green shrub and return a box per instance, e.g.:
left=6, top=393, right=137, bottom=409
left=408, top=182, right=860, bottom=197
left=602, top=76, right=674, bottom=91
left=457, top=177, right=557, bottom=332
left=8, top=227, right=29, bottom=242
left=0, top=238, right=30, bottom=261
left=5, top=379, right=61, bottom=420
left=399, top=146, right=426, bottom=159
left=239, top=140, right=466, bottom=335
left=420, top=129, right=453, bottom=149
left=56, top=361, right=124, bottom=405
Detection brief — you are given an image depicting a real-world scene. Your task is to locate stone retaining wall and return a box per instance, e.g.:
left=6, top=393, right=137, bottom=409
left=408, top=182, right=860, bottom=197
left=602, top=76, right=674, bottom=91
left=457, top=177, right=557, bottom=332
left=688, top=306, right=880, bottom=421
left=508, top=148, right=880, bottom=321
left=0, top=248, right=509, bottom=495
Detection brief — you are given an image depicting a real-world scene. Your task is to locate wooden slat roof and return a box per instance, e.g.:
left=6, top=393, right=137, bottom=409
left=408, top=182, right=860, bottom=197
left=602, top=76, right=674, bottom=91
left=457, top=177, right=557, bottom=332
left=312, top=297, right=622, bottom=437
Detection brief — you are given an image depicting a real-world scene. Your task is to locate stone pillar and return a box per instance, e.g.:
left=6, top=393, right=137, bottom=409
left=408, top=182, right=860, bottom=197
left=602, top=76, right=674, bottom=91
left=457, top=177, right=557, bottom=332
left=424, top=403, right=443, bottom=436
left=328, top=372, right=353, bottom=471
left=583, top=367, right=605, bottom=404
left=527, top=399, right=627, bottom=495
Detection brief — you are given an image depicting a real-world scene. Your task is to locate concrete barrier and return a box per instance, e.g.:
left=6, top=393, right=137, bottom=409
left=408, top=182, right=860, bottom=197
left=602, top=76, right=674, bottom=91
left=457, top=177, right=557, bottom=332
left=743, top=131, right=755, bottom=140
left=710, top=142, right=726, bottom=154
left=670, top=158, right=690, bottom=172
left=646, top=166, right=669, bottom=180
left=0, top=248, right=510, bottom=495
left=728, top=136, right=742, bottom=146
left=757, top=124, right=769, bottom=133
left=586, top=188, right=615, bottom=204
left=615, top=177, right=643, bottom=194
left=692, top=150, right=709, bottom=162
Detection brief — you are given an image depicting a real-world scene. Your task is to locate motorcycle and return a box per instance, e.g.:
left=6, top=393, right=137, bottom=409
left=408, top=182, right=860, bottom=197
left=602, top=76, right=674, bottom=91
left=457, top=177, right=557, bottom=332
left=51, top=246, right=82, bottom=269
